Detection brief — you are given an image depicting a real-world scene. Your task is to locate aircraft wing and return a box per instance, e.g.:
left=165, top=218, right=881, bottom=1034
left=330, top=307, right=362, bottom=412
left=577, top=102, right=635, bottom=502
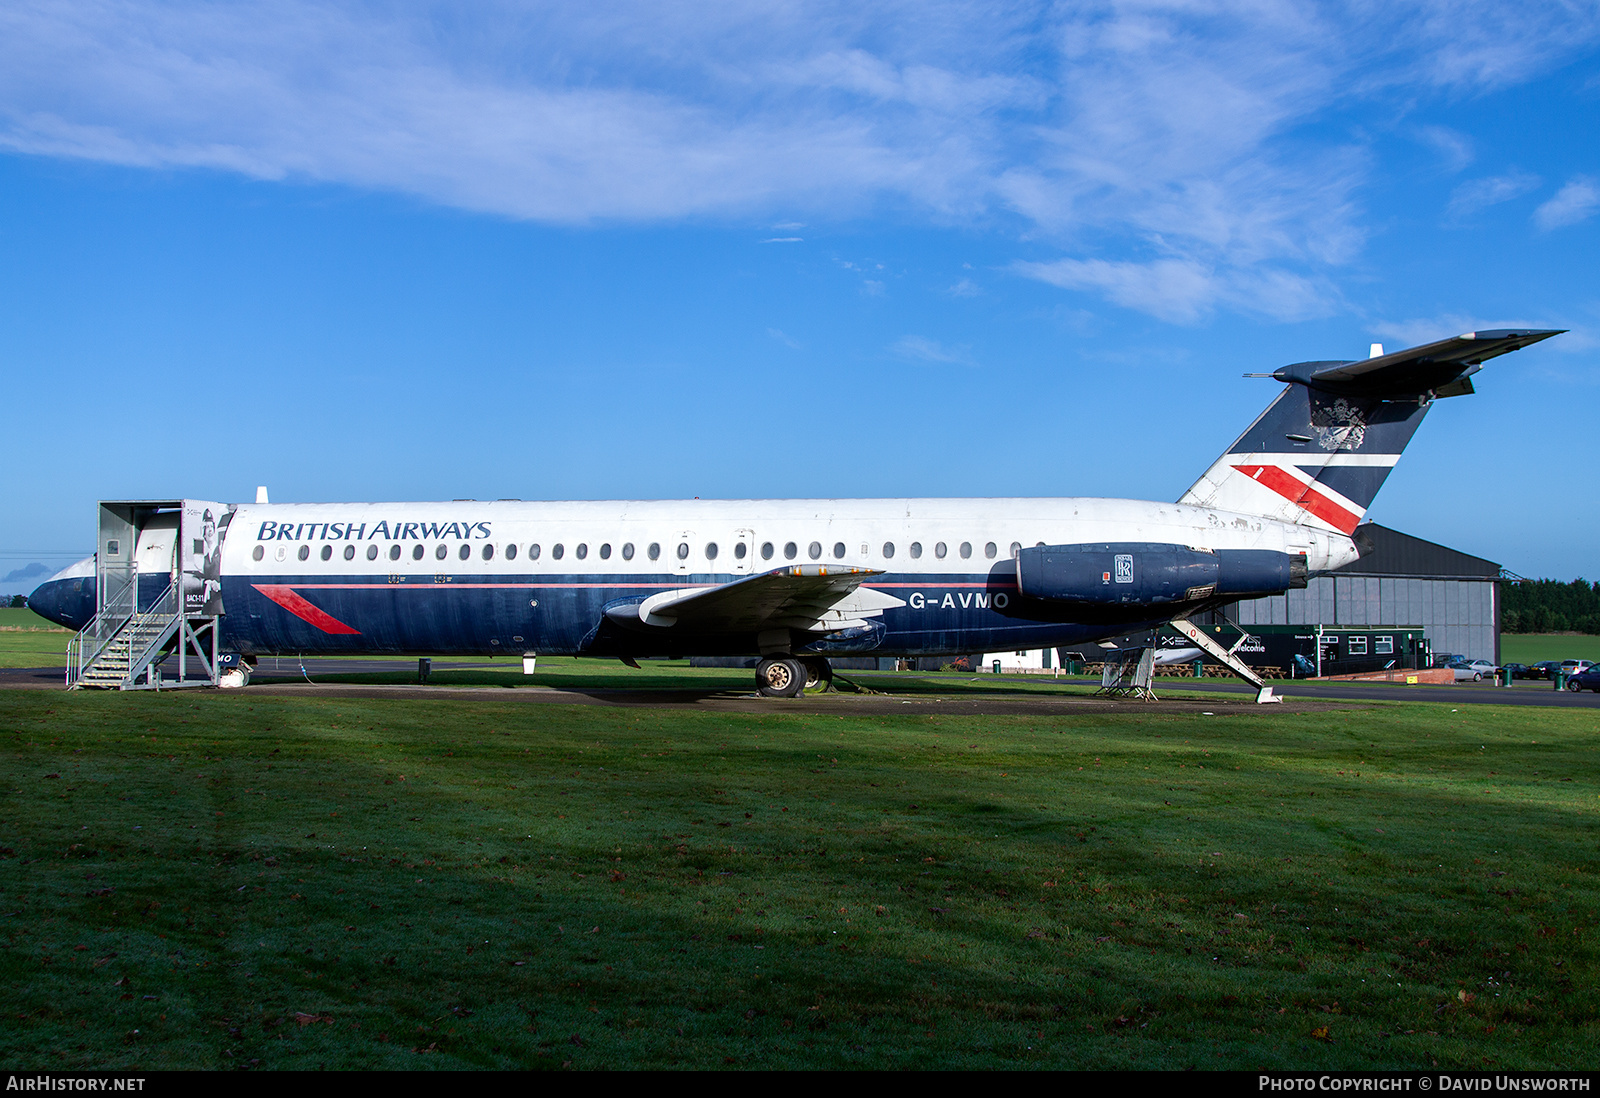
left=605, top=565, right=905, bottom=635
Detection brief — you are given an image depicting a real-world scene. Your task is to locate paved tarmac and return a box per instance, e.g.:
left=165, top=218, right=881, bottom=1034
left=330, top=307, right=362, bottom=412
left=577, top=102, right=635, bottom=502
left=8, top=659, right=1599, bottom=712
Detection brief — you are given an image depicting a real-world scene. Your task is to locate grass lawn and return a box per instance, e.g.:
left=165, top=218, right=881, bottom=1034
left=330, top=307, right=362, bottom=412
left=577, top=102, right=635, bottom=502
left=1500, top=635, right=1600, bottom=665
left=0, top=608, right=72, bottom=670
left=1, top=687, right=1596, bottom=1070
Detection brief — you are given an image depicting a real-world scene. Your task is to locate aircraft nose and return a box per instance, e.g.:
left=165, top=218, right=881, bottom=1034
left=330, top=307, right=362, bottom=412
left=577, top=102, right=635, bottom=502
left=28, top=576, right=93, bottom=632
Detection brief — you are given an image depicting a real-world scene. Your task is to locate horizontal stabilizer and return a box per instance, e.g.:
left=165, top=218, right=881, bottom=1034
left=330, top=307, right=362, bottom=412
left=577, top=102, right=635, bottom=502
left=1272, top=329, right=1563, bottom=396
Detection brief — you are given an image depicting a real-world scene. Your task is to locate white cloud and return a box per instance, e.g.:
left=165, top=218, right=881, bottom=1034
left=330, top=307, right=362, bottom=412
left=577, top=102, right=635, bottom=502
left=1368, top=314, right=1565, bottom=348
left=1417, top=125, right=1475, bottom=172
left=1446, top=171, right=1541, bottom=221
left=946, top=278, right=981, bottom=297
left=759, top=237, right=803, bottom=243
left=1014, top=257, right=1332, bottom=324
left=767, top=327, right=800, bottom=348
left=891, top=335, right=974, bottom=366
left=0, top=1, right=1597, bottom=319
left=1535, top=177, right=1600, bottom=230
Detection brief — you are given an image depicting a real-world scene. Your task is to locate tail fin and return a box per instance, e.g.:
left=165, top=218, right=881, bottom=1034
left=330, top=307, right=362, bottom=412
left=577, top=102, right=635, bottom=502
left=1179, top=329, right=1562, bottom=533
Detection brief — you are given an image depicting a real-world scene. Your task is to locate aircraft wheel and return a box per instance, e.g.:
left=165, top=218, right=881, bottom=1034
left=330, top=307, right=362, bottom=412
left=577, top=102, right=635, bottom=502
left=219, top=667, right=250, bottom=689
left=756, top=657, right=805, bottom=698
left=800, top=657, right=833, bottom=693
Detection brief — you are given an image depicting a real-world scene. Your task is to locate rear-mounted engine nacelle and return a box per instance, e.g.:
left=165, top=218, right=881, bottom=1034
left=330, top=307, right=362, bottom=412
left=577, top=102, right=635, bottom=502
left=1015, top=542, right=1307, bottom=606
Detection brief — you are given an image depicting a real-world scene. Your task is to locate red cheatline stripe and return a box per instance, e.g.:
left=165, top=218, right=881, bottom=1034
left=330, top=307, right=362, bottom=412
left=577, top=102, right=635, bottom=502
left=1231, top=464, right=1361, bottom=535
left=252, top=584, right=362, bottom=635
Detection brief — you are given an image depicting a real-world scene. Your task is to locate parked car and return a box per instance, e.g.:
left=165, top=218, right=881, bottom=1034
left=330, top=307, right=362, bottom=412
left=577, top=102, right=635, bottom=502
left=1432, top=652, right=1464, bottom=669
left=1501, top=662, right=1531, bottom=680
left=1528, top=661, right=1562, bottom=680
left=1558, top=660, right=1594, bottom=679
left=1566, top=665, right=1600, bottom=692
left=1450, top=658, right=1498, bottom=682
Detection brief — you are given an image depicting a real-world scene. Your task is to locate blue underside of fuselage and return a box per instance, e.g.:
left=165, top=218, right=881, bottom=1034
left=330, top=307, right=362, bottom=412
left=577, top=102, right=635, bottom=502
left=30, top=570, right=1176, bottom=659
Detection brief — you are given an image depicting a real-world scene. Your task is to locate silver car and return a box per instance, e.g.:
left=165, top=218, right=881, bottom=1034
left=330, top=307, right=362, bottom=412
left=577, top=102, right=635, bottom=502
left=1450, top=659, right=1497, bottom=682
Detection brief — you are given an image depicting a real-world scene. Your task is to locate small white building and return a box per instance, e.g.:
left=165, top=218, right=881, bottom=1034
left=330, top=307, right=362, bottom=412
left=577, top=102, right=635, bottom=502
left=979, top=648, right=1055, bottom=673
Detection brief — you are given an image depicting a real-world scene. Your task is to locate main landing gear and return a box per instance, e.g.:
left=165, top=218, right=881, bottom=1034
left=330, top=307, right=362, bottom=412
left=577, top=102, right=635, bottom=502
left=755, top=656, right=833, bottom=698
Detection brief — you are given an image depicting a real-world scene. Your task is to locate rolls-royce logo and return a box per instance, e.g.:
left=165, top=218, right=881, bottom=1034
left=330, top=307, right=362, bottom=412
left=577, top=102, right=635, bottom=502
left=1114, top=554, right=1134, bottom=583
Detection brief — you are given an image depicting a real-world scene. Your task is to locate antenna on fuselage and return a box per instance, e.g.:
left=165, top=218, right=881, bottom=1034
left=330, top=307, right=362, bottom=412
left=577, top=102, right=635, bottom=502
left=256, top=486, right=270, bottom=504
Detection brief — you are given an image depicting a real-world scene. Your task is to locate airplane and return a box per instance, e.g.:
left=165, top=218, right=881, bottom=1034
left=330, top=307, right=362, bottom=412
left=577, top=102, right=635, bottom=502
left=28, top=329, right=1561, bottom=700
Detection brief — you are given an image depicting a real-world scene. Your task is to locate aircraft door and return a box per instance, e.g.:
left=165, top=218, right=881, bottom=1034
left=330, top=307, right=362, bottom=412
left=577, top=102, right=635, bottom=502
left=674, top=531, right=695, bottom=576
left=133, top=513, right=180, bottom=611
left=733, top=529, right=754, bottom=574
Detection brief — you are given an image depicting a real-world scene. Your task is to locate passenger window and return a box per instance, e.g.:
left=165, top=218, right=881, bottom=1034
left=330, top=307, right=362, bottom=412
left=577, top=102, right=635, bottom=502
left=934, top=542, right=947, bottom=559
left=576, top=543, right=588, bottom=560
left=705, top=542, right=718, bottom=560
left=252, top=545, right=264, bottom=561
left=459, top=544, right=471, bottom=561
left=599, top=543, right=612, bottom=560
left=390, top=545, right=402, bottom=561
left=529, top=544, right=541, bottom=560
left=552, top=544, right=564, bottom=560
left=622, top=543, right=635, bottom=560
left=367, top=544, right=379, bottom=561
left=784, top=542, right=797, bottom=560
left=648, top=543, right=660, bottom=560
left=412, top=545, right=425, bottom=561
left=482, top=544, right=494, bottom=561
left=734, top=542, right=747, bottom=559
left=984, top=542, right=997, bottom=559
left=677, top=542, right=689, bottom=560
left=833, top=542, right=845, bottom=559
left=298, top=545, right=310, bottom=561
left=344, top=545, right=355, bottom=561
left=808, top=541, right=822, bottom=560
left=1010, top=542, right=1021, bottom=558
left=506, top=544, right=518, bottom=560
left=959, top=542, right=971, bottom=559
left=435, top=544, right=448, bottom=561
left=882, top=542, right=895, bottom=558
left=320, top=545, right=332, bottom=561
left=909, top=542, right=922, bottom=559
left=761, top=542, right=774, bottom=559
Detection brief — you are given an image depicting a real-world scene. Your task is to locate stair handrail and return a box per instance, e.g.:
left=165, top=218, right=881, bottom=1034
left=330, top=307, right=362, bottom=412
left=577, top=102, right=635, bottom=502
left=67, top=571, right=139, bottom=687
left=119, top=582, right=182, bottom=685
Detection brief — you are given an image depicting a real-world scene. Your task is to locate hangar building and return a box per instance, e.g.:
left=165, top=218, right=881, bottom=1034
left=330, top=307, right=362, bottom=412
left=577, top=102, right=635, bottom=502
left=1224, top=523, right=1501, bottom=666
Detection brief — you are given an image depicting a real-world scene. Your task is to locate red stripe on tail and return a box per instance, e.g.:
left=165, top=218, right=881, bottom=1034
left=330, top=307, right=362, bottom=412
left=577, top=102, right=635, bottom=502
left=1230, top=464, right=1361, bottom=535
left=252, top=585, right=362, bottom=634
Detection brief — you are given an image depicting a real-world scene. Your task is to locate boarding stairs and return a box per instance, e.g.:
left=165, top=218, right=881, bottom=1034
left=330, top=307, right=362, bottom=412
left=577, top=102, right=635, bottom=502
left=66, top=499, right=224, bottom=690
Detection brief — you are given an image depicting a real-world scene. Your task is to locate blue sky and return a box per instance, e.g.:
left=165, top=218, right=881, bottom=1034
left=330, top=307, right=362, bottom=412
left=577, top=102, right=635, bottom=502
left=2, top=0, right=1598, bottom=591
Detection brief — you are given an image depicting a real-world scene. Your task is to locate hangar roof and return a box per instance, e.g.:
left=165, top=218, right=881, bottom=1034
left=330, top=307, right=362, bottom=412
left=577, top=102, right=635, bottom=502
left=1340, top=523, right=1500, bottom=580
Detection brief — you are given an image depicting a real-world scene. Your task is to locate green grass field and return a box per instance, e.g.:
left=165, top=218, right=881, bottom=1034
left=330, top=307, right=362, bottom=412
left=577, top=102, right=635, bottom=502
left=1500, top=635, right=1600, bottom=664
left=2, top=686, right=1596, bottom=1070
left=0, top=608, right=72, bottom=670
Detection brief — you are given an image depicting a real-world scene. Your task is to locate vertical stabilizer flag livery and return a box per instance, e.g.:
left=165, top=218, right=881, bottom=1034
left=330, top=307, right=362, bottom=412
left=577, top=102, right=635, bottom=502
left=31, top=330, right=1560, bottom=699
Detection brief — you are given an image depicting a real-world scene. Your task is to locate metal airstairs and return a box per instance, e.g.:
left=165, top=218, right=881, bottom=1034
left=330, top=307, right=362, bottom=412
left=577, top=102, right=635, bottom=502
left=66, top=500, right=224, bottom=690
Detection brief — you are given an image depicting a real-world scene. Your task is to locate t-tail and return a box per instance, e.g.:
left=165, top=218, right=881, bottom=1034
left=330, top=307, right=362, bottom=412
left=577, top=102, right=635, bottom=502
left=1179, top=329, right=1563, bottom=534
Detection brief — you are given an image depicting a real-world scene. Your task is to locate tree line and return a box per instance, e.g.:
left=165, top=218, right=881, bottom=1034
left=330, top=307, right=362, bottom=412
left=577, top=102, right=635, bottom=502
left=1502, top=578, right=1600, bottom=634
